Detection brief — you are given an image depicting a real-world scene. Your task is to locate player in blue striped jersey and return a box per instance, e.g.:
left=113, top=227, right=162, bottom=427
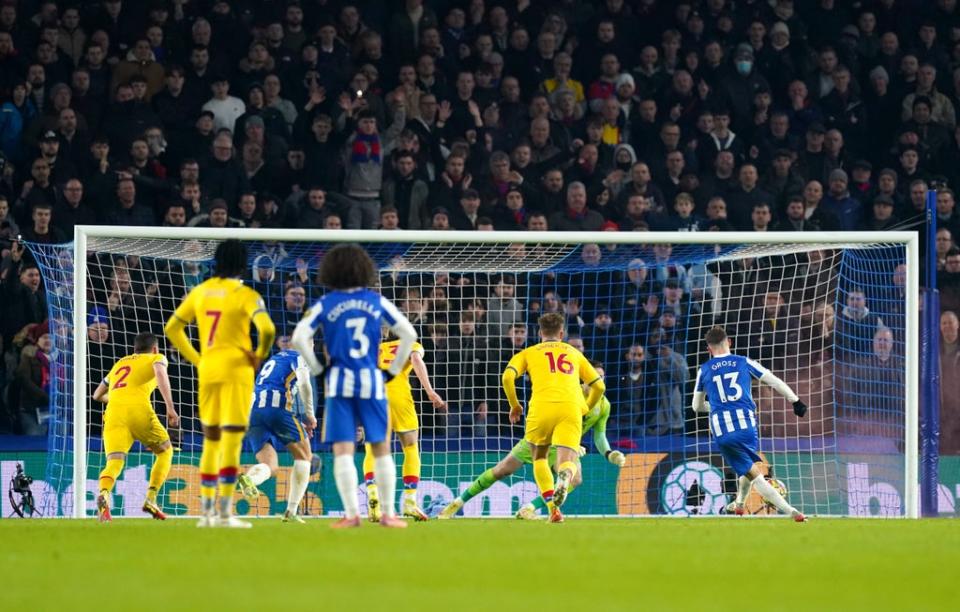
left=692, top=326, right=809, bottom=522
left=236, top=337, right=316, bottom=523
left=291, top=244, right=417, bottom=529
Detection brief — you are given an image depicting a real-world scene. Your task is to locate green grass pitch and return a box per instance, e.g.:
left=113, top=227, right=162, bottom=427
left=2, top=518, right=956, bottom=611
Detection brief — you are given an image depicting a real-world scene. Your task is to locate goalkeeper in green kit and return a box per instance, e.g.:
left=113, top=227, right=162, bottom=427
left=438, top=362, right=625, bottom=519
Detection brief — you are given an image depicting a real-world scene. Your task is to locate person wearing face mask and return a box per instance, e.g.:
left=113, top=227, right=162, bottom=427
left=720, top=43, right=770, bottom=135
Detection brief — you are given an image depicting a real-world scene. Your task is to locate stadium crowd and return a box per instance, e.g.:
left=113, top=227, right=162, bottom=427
left=0, top=0, right=954, bottom=451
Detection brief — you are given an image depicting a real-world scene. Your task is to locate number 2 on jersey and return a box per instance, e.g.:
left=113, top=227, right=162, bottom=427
left=112, top=366, right=132, bottom=389
left=545, top=351, right=574, bottom=374
left=712, top=372, right=743, bottom=403
left=204, top=310, right=222, bottom=347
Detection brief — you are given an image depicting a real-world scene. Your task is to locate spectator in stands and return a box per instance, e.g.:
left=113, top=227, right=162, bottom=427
left=21, top=202, right=65, bottom=244
left=645, top=327, right=688, bottom=436
left=15, top=320, right=51, bottom=435
left=202, top=74, right=245, bottom=133
left=486, top=274, right=522, bottom=339
left=616, top=343, right=651, bottom=432
left=382, top=151, right=429, bottom=229
left=105, top=176, right=152, bottom=226
left=296, top=188, right=329, bottom=230
left=447, top=311, right=491, bottom=438
left=451, top=188, right=482, bottom=230
left=937, top=228, right=956, bottom=271
left=162, top=202, right=187, bottom=228
left=862, top=194, right=899, bottom=231
left=937, top=189, right=960, bottom=238
left=549, top=181, right=603, bottom=231
left=2, top=242, right=46, bottom=371
left=822, top=169, right=863, bottom=231
left=835, top=287, right=885, bottom=363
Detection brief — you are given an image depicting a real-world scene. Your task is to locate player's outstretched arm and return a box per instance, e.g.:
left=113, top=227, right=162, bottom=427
left=592, top=398, right=625, bottom=466
left=380, top=296, right=417, bottom=376
left=411, top=351, right=446, bottom=411
left=251, top=311, right=276, bottom=370
left=292, top=303, right=324, bottom=375
left=93, top=380, right=109, bottom=404
left=757, top=368, right=806, bottom=417
left=153, top=361, right=179, bottom=428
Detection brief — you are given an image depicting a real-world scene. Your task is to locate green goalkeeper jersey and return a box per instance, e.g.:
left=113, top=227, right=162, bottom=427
left=510, top=394, right=612, bottom=462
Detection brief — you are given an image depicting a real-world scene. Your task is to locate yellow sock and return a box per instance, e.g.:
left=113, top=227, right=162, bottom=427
left=558, top=460, right=578, bottom=480
left=147, top=447, right=173, bottom=502
left=98, top=458, right=124, bottom=494
left=533, top=458, right=555, bottom=505
left=217, top=431, right=244, bottom=502
left=199, top=437, right=220, bottom=514
left=401, top=443, right=420, bottom=500
left=362, top=442, right=376, bottom=487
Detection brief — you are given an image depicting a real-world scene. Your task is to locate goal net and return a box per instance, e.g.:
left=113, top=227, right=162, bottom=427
left=28, top=229, right=918, bottom=518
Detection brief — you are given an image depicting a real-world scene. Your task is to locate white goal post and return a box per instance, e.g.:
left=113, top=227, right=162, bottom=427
left=60, top=227, right=918, bottom=519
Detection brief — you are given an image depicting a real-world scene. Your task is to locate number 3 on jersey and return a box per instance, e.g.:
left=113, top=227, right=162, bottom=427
left=712, top=372, right=743, bottom=403
left=345, top=317, right=369, bottom=358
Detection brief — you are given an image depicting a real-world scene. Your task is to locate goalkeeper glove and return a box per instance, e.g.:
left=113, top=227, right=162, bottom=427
left=793, top=400, right=808, bottom=418
left=606, top=450, right=626, bottom=467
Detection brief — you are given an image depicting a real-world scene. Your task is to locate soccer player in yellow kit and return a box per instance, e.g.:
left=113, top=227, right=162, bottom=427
left=93, top=332, right=180, bottom=522
left=363, top=335, right=446, bottom=522
left=165, top=240, right=275, bottom=528
left=503, top=312, right=605, bottom=523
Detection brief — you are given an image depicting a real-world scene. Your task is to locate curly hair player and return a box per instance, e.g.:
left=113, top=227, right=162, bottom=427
left=292, top=243, right=417, bottom=528
left=692, top=326, right=808, bottom=521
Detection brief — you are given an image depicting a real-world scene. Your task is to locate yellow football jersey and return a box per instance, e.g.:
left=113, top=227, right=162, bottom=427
left=506, top=341, right=600, bottom=410
left=104, top=353, right=166, bottom=407
left=378, top=339, right=425, bottom=397
left=171, top=277, right=268, bottom=383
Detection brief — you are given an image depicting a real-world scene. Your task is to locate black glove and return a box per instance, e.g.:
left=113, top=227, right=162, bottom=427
left=793, top=400, right=807, bottom=418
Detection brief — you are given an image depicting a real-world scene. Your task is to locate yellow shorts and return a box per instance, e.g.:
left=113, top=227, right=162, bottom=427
left=103, top=404, right=170, bottom=455
left=199, top=381, right=254, bottom=428
left=524, top=402, right=582, bottom=450
left=388, top=393, right=418, bottom=434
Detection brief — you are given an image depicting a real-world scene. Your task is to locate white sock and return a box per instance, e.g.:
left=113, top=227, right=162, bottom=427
left=373, top=454, right=397, bottom=518
left=752, top=475, right=794, bottom=514
left=286, top=460, right=311, bottom=514
left=247, top=463, right=272, bottom=486
left=218, top=495, right=233, bottom=519
left=333, top=454, right=360, bottom=519
left=735, top=476, right=753, bottom=505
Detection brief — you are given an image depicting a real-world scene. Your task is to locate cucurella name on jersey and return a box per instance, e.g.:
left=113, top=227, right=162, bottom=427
left=324, top=298, right=381, bottom=322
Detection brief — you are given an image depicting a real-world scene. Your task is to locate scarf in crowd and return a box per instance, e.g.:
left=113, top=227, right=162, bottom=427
left=351, top=132, right=381, bottom=164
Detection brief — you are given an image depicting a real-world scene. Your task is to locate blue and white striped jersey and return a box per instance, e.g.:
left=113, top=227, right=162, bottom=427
left=253, top=350, right=307, bottom=411
left=301, top=289, right=405, bottom=399
left=694, top=353, right=769, bottom=438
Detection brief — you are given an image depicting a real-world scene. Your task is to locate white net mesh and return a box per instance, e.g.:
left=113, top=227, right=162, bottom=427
left=30, top=234, right=912, bottom=517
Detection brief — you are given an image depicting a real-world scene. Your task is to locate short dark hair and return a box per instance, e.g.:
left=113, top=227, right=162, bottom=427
left=319, top=243, right=376, bottom=289
left=705, top=325, right=727, bottom=346
left=134, top=332, right=158, bottom=352
left=213, top=239, right=248, bottom=278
